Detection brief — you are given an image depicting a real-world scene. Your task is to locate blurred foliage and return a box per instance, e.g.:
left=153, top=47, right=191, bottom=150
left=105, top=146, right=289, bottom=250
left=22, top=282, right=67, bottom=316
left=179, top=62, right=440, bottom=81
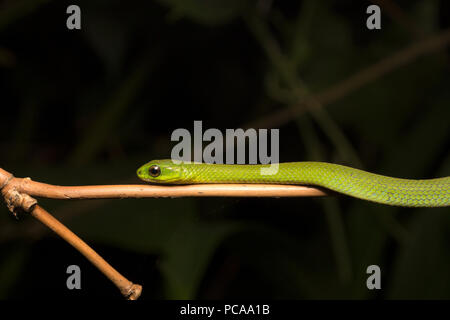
left=0, top=0, right=449, bottom=299
left=155, top=0, right=251, bottom=25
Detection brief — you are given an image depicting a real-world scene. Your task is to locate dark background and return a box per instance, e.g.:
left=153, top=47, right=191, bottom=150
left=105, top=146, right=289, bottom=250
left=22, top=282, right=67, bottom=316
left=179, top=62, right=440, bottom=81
left=0, top=0, right=449, bottom=299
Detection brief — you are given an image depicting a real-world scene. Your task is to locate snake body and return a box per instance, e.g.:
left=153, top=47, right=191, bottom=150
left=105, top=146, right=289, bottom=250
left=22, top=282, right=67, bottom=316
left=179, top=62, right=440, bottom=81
left=137, top=160, right=450, bottom=207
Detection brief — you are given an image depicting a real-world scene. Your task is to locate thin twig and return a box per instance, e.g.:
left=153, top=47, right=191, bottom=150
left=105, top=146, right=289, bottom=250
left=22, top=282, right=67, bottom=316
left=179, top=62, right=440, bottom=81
left=246, top=27, right=450, bottom=129
left=371, top=0, right=425, bottom=38
left=372, top=0, right=450, bottom=65
left=0, top=168, right=144, bottom=299
left=0, top=166, right=328, bottom=297
left=30, top=205, right=142, bottom=300
left=244, top=13, right=363, bottom=167
left=0, top=168, right=328, bottom=200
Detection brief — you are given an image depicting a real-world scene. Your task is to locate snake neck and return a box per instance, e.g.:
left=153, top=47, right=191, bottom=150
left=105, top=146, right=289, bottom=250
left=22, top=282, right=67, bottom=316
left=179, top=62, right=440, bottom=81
left=180, top=162, right=324, bottom=184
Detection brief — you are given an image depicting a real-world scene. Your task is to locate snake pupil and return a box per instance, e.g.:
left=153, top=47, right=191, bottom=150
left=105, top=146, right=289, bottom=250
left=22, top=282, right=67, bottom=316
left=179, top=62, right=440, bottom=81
left=149, top=165, right=161, bottom=177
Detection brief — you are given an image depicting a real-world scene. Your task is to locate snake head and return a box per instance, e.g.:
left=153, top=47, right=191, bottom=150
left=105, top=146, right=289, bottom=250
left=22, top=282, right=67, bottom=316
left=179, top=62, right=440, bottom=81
left=137, top=159, right=184, bottom=184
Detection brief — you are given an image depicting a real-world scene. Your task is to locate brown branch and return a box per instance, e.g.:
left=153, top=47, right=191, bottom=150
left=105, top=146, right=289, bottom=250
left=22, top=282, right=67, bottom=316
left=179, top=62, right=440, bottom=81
left=0, top=168, right=144, bottom=300
left=0, top=166, right=327, bottom=298
left=0, top=168, right=328, bottom=199
left=246, top=27, right=450, bottom=129
left=30, top=205, right=142, bottom=299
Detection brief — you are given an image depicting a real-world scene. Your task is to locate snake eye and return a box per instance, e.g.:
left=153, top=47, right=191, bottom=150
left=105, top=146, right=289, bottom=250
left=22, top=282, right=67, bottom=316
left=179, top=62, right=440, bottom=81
left=149, top=165, right=161, bottom=177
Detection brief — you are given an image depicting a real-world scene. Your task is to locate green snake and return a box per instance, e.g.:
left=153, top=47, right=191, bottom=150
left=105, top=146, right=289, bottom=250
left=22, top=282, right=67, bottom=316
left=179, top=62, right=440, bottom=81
left=137, top=160, right=450, bottom=207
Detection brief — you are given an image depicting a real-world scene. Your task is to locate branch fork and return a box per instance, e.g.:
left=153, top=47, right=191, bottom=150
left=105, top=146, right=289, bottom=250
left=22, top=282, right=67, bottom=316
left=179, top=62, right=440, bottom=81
left=0, top=169, right=142, bottom=300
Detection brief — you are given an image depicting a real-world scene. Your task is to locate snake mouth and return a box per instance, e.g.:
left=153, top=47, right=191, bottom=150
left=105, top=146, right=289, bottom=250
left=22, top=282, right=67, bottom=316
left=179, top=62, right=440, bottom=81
left=136, top=168, right=145, bottom=177
left=137, top=160, right=185, bottom=184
